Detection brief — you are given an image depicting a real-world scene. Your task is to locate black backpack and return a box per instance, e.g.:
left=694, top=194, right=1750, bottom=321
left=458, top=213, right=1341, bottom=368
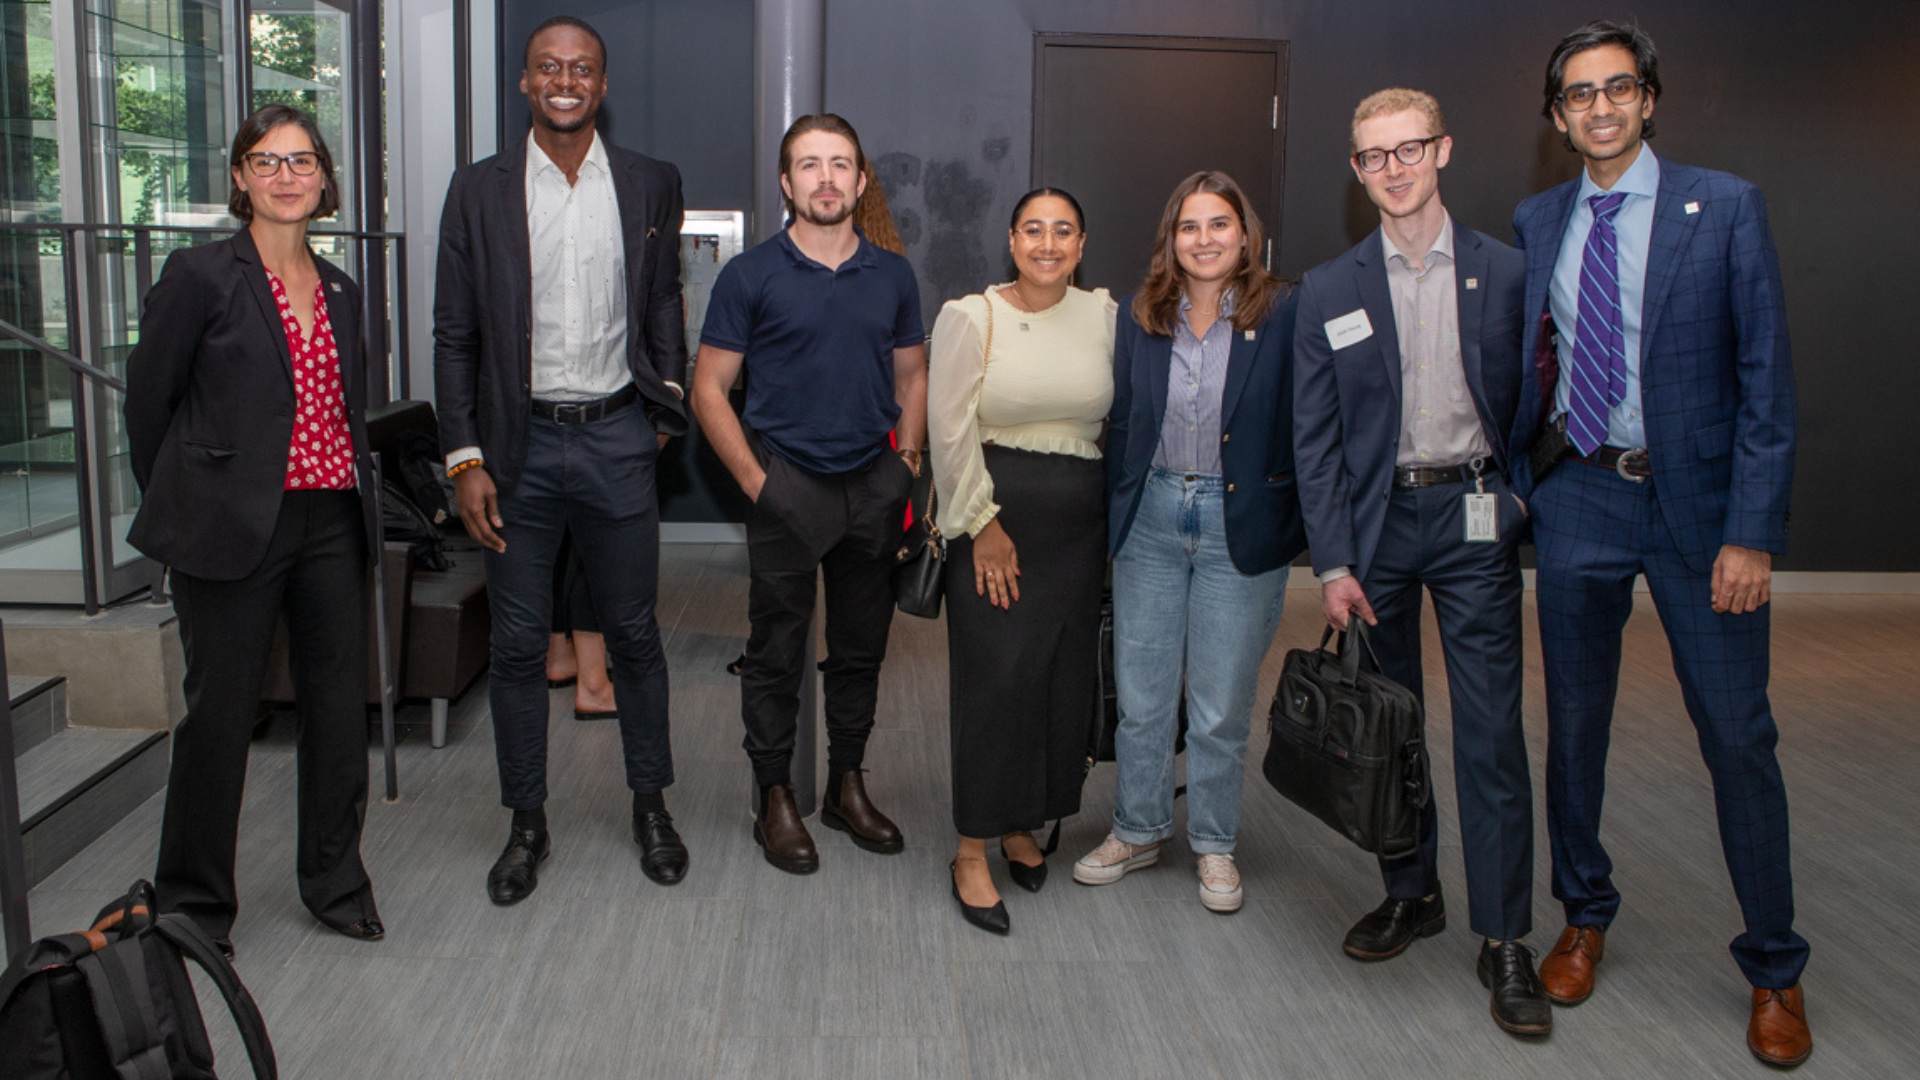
left=0, top=881, right=276, bottom=1079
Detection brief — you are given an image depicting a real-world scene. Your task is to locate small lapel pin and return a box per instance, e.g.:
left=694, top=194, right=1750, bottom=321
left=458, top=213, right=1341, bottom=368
left=1465, top=278, right=1479, bottom=290
left=1244, top=329, right=1256, bottom=341
left=329, top=283, right=342, bottom=292
left=647, top=226, right=658, bottom=237
left=1684, top=201, right=1700, bottom=215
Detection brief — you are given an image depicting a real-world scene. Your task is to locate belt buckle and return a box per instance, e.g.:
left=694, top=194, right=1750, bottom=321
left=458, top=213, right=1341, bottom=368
left=1616, top=447, right=1650, bottom=483
left=553, top=401, right=590, bottom=425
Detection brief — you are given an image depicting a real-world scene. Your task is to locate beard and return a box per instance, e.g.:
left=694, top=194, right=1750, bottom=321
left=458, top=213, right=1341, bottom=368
left=533, top=102, right=591, bottom=135
left=792, top=189, right=855, bottom=227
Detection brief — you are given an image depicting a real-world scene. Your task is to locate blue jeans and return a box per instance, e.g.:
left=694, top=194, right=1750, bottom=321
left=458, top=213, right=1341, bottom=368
left=1111, top=469, right=1288, bottom=854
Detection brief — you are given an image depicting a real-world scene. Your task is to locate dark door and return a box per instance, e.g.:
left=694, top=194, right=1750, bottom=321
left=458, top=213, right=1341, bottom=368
left=1032, top=35, right=1288, bottom=295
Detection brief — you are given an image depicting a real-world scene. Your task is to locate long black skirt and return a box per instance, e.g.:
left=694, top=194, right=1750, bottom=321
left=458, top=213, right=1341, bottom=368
left=945, top=446, right=1106, bottom=838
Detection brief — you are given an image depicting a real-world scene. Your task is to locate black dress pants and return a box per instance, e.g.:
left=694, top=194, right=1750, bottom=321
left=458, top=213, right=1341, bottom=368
left=157, top=490, right=379, bottom=939
left=741, top=447, right=913, bottom=787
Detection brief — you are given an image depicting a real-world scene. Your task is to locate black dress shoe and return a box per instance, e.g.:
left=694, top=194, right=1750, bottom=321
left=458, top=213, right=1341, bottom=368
left=1001, top=837, right=1048, bottom=893
left=1478, top=939, right=1553, bottom=1036
left=951, top=860, right=1010, bottom=935
left=1343, top=893, right=1447, bottom=960
left=634, top=808, right=689, bottom=885
left=487, top=825, right=551, bottom=905
left=327, top=918, right=385, bottom=942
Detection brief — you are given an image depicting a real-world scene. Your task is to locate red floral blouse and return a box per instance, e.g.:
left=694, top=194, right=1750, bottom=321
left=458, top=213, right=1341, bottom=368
left=268, top=272, right=356, bottom=490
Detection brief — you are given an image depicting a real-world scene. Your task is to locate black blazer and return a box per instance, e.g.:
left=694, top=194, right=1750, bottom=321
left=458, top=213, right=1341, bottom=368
left=1292, top=225, right=1528, bottom=581
left=124, top=229, right=378, bottom=581
left=1106, top=289, right=1308, bottom=576
left=431, top=136, right=690, bottom=499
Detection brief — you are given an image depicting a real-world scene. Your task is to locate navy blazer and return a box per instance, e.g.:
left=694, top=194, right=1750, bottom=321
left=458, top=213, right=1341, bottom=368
left=1106, top=289, right=1307, bottom=576
left=1513, top=158, right=1796, bottom=572
left=125, top=229, right=378, bottom=581
left=432, top=135, right=689, bottom=499
left=1292, top=225, right=1528, bottom=581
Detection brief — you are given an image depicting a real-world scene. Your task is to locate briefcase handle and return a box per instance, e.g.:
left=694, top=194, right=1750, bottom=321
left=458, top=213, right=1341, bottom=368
left=1317, top=621, right=1388, bottom=688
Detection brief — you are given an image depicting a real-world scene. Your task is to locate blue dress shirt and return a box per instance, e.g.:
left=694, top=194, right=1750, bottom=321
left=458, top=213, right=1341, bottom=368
left=1550, top=145, right=1660, bottom=449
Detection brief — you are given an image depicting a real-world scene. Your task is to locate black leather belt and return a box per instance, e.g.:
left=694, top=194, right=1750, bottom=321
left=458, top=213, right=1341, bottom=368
left=1393, top=464, right=1472, bottom=488
left=531, top=384, right=638, bottom=425
left=1577, top=445, right=1652, bottom=482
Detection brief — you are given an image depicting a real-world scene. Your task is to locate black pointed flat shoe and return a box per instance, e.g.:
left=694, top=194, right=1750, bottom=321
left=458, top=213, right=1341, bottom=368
left=1001, top=838, right=1048, bottom=893
left=951, top=859, right=1010, bottom=935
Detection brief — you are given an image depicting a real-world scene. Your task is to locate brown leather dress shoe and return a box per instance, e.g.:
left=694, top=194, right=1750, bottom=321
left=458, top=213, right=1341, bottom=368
left=754, top=784, right=819, bottom=874
left=820, top=768, right=904, bottom=854
left=1538, top=925, right=1606, bottom=1005
left=1748, top=984, right=1813, bottom=1067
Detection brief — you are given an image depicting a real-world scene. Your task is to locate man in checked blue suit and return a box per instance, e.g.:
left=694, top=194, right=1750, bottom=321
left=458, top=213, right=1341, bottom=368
left=1513, top=21, right=1809, bottom=1066
left=1294, top=88, right=1545, bottom=1037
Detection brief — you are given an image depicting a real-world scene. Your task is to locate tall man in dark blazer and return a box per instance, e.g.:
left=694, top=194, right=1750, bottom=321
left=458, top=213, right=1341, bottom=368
left=433, top=16, right=690, bottom=903
left=1294, top=88, right=1546, bottom=1035
left=1513, top=21, right=1808, bottom=1066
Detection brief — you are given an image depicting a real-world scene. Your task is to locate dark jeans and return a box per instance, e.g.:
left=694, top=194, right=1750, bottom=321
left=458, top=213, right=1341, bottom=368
left=485, top=406, right=671, bottom=808
left=741, top=447, right=913, bottom=787
left=158, top=490, right=378, bottom=939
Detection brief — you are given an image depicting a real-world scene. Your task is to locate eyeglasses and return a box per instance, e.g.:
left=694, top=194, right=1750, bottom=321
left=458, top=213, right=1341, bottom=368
left=242, top=151, right=320, bottom=178
left=1015, top=223, right=1081, bottom=242
left=1352, top=137, right=1442, bottom=174
left=1557, top=76, right=1647, bottom=112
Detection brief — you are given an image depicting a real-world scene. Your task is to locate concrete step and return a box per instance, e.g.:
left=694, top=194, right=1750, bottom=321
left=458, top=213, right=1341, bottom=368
left=9, top=674, right=67, bottom=754
left=16, top=726, right=169, bottom=886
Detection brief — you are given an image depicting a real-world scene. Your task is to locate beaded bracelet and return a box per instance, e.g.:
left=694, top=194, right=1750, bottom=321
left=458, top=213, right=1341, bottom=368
left=447, top=458, right=484, bottom=479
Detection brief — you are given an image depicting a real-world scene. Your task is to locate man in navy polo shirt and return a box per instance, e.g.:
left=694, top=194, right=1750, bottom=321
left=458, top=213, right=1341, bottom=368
left=691, top=113, right=927, bottom=875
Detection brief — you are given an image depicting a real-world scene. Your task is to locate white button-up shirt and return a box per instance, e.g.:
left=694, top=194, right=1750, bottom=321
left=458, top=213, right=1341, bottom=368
left=527, top=132, right=629, bottom=402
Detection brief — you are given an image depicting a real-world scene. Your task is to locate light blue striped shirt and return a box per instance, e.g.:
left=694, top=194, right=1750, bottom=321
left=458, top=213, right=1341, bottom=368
left=1550, top=145, right=1660, bottom=448
left=1153, top=290, right=1235, bottom=475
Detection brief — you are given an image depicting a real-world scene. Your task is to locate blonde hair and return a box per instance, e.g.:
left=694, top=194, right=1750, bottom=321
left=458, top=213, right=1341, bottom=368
left=1351, top=88, right=1446, bottom=150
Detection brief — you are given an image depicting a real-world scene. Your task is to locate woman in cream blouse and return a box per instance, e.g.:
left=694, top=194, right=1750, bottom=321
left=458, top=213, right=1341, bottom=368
left=928, top=188, right=1116, bottom=935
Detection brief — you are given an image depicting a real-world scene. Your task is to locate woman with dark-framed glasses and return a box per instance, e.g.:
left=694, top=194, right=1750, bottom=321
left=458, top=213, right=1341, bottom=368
left=125, top=103, right=384, bottom=958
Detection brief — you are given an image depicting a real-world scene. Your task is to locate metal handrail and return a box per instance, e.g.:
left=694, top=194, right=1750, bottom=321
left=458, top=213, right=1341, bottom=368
left=0, top=221, right=410, bottom=614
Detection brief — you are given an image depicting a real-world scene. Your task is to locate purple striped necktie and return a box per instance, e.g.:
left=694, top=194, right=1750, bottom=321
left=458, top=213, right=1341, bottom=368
left=1567, top=191, right=1629, bottom=456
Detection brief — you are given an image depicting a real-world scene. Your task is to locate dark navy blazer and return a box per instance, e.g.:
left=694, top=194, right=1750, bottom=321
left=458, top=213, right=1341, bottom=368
left=1513, top=158, right=1796, bottom=573
left=1292, top=225, right=1529, bottom=582
left=1106, top=289, right=1307, bottom=576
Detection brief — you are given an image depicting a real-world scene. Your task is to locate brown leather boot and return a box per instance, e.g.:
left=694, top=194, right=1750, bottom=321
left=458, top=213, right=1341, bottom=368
left=1538, top=925, right=1606, bottom=1005
left=820, top=768, right=904, bottom=854
left=754, top=784, right=818, bottom=874
left=1748, top=984, right=1812, bottom=1067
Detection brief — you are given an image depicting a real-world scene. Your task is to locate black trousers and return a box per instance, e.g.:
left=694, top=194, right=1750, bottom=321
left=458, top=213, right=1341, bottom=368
left=156, top=490, right=378, bottom=940
left=1364, top=476, right=1534, bottom=941
left=485, top=407, right=671, bottom=808
left=741, top=447, right=914, bottom=787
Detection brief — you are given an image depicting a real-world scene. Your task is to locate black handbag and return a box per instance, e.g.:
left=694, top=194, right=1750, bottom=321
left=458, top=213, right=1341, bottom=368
left=1261, top=622, right=1430, bottom=858
left=891, top=473, right=945, bottom=618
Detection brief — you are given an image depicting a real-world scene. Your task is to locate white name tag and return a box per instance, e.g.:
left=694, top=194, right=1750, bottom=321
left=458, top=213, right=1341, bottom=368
left=1324, top=308, right=1374, bottom=350
left=1464, top=493, right=1498, bottom=542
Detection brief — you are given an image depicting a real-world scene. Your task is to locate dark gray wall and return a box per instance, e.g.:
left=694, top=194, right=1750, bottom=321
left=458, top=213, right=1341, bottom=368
left=499, top=0, right=1920, bottom=572
left=499, top=0, right=755, bottom=215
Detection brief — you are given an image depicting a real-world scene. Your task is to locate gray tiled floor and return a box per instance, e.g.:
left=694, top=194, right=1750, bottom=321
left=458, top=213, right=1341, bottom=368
left=22, top=544, right=1920, bottom=1078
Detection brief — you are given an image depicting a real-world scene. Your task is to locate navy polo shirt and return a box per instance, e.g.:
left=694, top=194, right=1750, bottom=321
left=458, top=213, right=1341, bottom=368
left=700, top=229, right=924, bottom=474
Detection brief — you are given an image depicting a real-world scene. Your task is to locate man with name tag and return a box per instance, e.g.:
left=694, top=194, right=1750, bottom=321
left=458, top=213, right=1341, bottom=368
left=1294, top=88, right=1545, bottom=1035
left=1513, top=21, right=1808, bottom=1066
left=434, top=16, right=691, bottom=903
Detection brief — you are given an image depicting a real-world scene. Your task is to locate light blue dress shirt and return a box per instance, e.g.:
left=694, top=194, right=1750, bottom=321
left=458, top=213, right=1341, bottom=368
left=1550, top=145, right=1660, bottom=449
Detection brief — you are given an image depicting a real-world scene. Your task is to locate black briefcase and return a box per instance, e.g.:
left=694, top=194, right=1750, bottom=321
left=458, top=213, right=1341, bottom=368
left=1262, top=622, right=1430, bottom=858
